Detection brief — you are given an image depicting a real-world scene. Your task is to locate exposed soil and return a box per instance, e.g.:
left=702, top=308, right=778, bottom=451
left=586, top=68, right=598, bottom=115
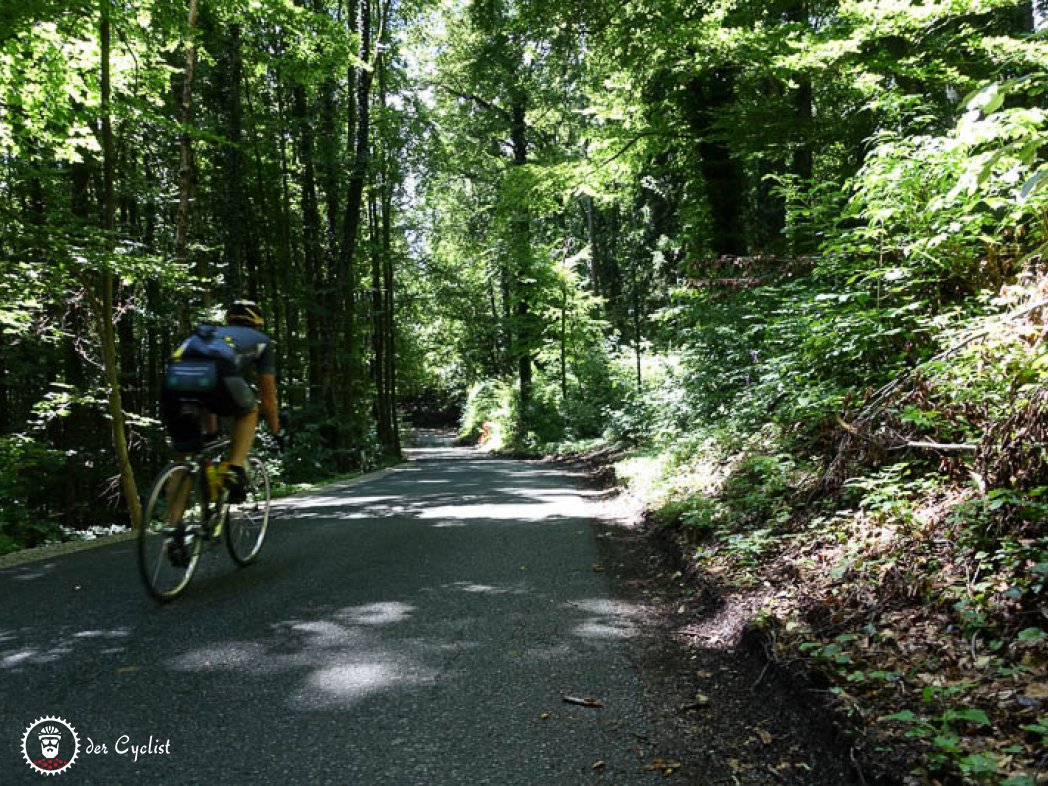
left=568, top=458, right=901, bottom=785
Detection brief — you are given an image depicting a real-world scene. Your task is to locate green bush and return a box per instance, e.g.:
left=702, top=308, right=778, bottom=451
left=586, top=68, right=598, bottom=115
left=0, top=434, right=65, bottom=550
left=714, top=454, right=795, bottom=529
left=458, top=378, right=569, bottom=452
left=458, top=380, right=506, bottom=444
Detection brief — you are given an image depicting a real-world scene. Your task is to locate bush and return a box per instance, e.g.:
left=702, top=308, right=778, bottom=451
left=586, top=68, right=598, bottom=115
left=458, top=378, right=568, bottom=452
left=0, top=434, right=66, bottom=550
left=280, top=410, right=382, bottom=482
left=459, top=380, right=505, bottom=444
left=719, top=454, right=795, bottom=528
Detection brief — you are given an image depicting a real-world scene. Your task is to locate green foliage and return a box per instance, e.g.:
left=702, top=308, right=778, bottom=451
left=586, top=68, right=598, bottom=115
left=828, top=76, right=1048, bottom=297
left=459, top=381, right=504, bottom=445
left=720, top=454, right=796, bottom=528
left=0, top=435, right=65, bottom=551
left=459, top=379, right=565, bottom=453
left=880, top=700, right=998, bottom=777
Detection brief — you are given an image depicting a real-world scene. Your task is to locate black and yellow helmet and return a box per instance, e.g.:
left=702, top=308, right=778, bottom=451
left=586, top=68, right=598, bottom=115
left=225, top=300, right=264, bottom=328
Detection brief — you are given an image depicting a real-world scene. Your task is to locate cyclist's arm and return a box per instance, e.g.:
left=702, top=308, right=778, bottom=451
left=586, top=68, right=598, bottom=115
left=259, top=372, right=279, bottom=433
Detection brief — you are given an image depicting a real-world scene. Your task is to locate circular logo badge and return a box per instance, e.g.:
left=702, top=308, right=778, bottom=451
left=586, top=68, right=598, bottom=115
left=21, top=716, right=79, bottom=776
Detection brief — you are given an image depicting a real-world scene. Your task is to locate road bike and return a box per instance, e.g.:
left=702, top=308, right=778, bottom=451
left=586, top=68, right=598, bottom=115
left=138, top=437, right=271, bottom=601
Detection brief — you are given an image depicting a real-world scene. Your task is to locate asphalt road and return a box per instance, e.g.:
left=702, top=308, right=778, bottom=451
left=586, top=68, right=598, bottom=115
left=1, top=447, right=662, bottom=785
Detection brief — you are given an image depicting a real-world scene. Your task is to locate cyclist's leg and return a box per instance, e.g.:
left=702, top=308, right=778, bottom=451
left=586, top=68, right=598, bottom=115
left=228, top=406, right=258, bottom=468
left=209, top=376, right=257, bottom=500
left=164, top=465, right=194, bottom=524
left=159, top=389, right=205, bottom=522
left=202, top=410, right=218, bottom=440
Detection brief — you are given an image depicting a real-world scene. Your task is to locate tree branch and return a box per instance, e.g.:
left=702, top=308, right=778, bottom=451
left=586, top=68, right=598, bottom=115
left=896, top=440, right=978, bottom=453
left=443, top=86, right=512, bottom=123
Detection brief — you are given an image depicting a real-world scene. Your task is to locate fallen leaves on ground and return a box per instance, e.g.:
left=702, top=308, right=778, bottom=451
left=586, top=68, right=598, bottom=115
left=674, top=483, right=1048, bottom=783
left=754, top=727, right=774, bottom=745
left=643, top=757, right=682, bottom=776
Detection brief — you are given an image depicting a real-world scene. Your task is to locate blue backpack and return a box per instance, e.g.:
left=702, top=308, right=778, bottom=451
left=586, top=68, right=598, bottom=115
left=164, top=324, right=238, bottom=393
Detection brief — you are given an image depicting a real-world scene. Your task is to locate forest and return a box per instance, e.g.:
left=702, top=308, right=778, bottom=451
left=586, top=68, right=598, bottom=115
left=2, top=0, right=1048, bottom=781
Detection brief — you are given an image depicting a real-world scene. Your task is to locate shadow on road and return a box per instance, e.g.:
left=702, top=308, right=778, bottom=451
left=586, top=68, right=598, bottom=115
left=0, top=446, right=663, bottom=785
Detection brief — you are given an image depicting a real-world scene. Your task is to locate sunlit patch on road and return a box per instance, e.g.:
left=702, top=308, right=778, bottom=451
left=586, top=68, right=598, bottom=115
left=279, top=494, right=393, bottom=510
left=443, top=581, right=524, bottom=595
left=334, top=601, right=415, bottom=626
left=1, top=627, right=130, bottom=670
left=567, top=598, right=644, bottom=640
left=295, top=661, right=436, bottom=709
left=417, top=490, right=596, bottom=523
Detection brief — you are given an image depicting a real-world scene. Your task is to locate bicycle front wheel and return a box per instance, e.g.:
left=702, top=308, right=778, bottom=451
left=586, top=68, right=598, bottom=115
left=139, top=463, right=205, bottom=601
left=226, top=455, right=270, bottom=565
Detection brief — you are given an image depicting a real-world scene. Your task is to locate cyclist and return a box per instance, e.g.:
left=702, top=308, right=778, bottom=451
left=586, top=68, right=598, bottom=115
left=160, top=300, right=283, bottom=502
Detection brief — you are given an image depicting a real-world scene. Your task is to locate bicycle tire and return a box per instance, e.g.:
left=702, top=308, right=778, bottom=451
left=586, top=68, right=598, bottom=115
left=138, top=462, right=205, bottom=601
left=225, top=455, right=270, bottom=565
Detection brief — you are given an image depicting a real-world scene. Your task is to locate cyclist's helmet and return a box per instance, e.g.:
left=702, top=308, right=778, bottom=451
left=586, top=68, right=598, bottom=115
left=226, top=300, right=264, bottom=328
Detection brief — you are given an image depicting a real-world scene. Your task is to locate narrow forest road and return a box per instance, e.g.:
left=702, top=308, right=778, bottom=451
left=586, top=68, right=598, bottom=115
left=0, top=446, right=862, bottom=785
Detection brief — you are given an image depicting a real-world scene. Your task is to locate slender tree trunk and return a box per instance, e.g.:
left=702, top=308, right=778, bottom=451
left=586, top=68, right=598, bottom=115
left=339, top=0, right=388, bottom=459
left=373, top=50, right=399, bottom=457
left=268, top=75, right=302, bottom=407
left=320, top=75, right=341, bottom=251
left=630, top=225, right=643, bottom=393
left=509, top=92, right=532, bottom=409
left=293, top=83, right=325, bottom=409
left=585, top=195, right=598, bottom=295
left=368, top=189, right=387, bottom=447
left=381, top=198, right=399, bottom=456
left=174, top=0, right=200, bottom=326
left=220, top=22, right=248, bottom=295
left=276, top=83, right=303, bottom=409
left=341, top=0, right=373, bottom=295
left=686, top=71, right=747, bottom=256
left=560, top=282, right=567, bottom=400
left=98, top=0, right=141, bottom=528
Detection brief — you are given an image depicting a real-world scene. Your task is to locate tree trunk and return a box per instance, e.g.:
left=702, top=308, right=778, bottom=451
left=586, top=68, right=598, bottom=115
left=219, top=22, right=248, bottom=296
left=341, top=0, right=373, bottom=298
left=560, top=282, right=567, bottom=400
left=685, top=71, right=747, bottom=256
left=368, top=189, right=388, bottom=447
left=585, top=195, right=598, bottom=295
left=509, top=92, right=533, bottom=409
left=374, top=49, right=399, bottom=457
left=293, top=83, right=325, bottom=409
left=272, top=75, right=303, bottom=408
left=174, top=0, right=200, bottom=326
left=381, top=192, right=399, bottom=457
left=98, top=0, right=142, bottom=528
left=338, top=0, right=384, bottom=459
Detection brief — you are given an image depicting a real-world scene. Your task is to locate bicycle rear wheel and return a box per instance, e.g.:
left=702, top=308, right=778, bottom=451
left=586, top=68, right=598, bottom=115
left=225, top=455, right=270, bottom=565
left=139, top=463, right=205, bottom=601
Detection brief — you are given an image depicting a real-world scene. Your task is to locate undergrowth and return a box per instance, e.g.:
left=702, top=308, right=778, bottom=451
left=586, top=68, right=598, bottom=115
left=606, top=282, right=1048, bottom=784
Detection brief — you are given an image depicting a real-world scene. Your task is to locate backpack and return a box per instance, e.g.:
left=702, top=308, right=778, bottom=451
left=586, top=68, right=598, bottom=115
left=163, top=324, right=238, bottom=393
